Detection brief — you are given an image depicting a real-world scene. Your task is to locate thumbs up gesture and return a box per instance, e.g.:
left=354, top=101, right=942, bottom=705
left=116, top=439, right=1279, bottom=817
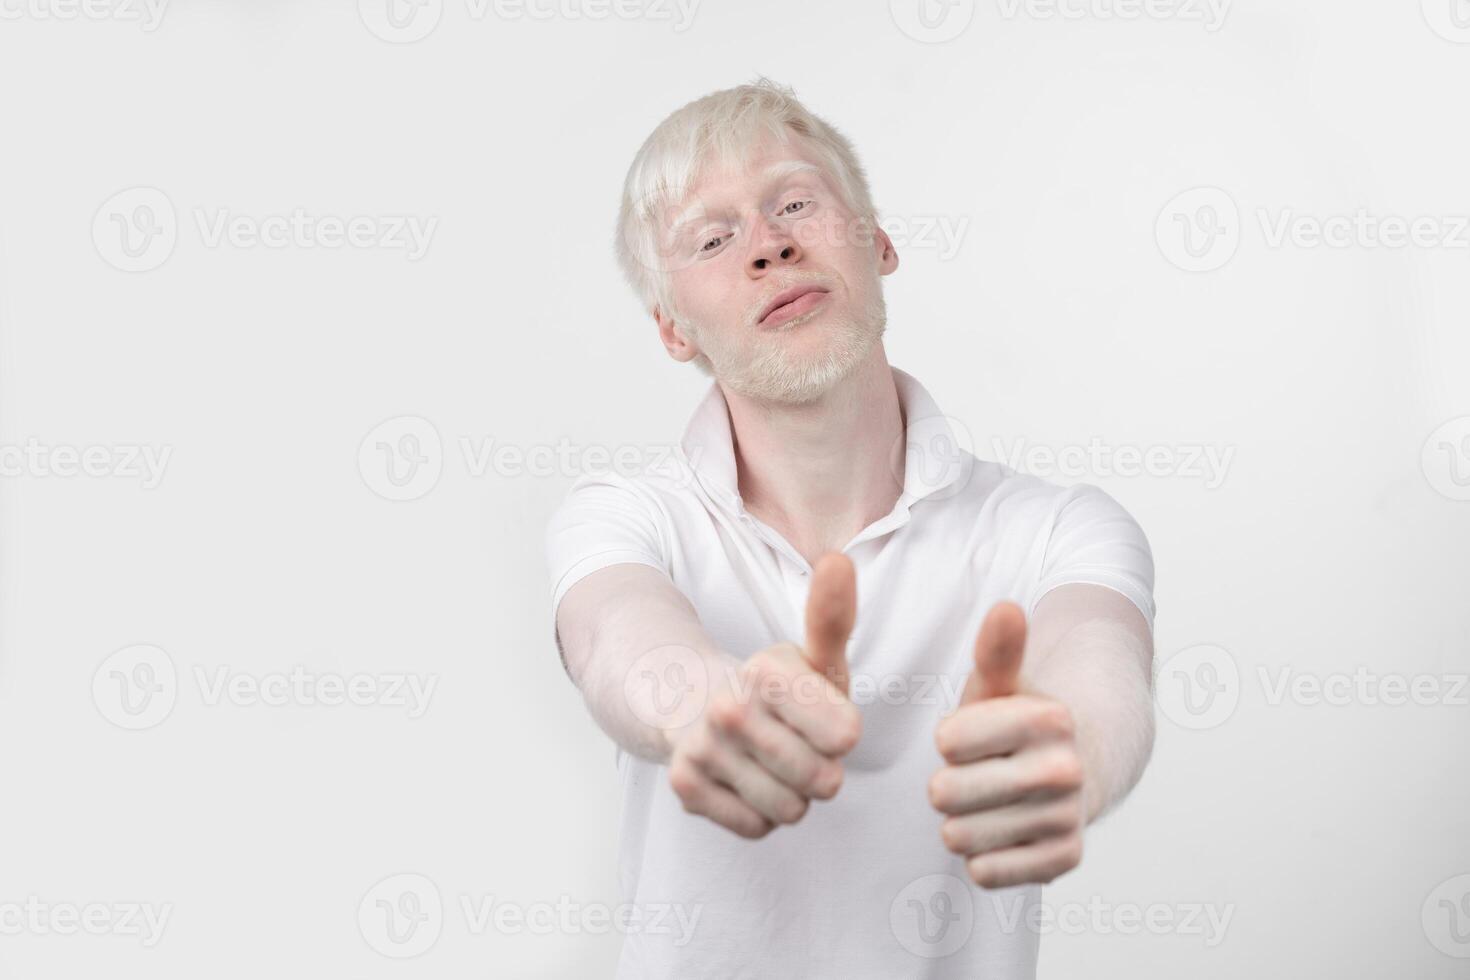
left=928, top=602, right=1087, bottom=888
left=667, top=553, right=863, bottom=839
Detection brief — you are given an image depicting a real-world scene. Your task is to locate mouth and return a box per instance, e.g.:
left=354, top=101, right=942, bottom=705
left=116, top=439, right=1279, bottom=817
left=758, top=285, right=831, bottom=327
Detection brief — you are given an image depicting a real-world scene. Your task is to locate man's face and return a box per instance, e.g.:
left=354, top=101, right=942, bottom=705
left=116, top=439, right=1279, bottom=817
left=653, top=133, right=898, bottom=405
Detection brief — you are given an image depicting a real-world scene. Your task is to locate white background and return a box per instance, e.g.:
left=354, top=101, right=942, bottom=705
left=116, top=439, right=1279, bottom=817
left=1, top=0, right=1467, bottom=977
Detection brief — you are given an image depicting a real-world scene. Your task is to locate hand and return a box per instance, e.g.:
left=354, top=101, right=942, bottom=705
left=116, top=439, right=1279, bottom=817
left=667, top=553, right=863, bottom=839
left=928, top=602, right=1087, bottom=888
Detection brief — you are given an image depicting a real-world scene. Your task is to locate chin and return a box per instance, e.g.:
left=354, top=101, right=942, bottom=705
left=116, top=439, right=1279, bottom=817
left=719, top=303, right=886, bottom=405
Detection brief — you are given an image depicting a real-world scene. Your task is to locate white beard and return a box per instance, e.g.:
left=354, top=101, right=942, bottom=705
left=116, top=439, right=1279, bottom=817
left=677, top=283, right=887, bottom=406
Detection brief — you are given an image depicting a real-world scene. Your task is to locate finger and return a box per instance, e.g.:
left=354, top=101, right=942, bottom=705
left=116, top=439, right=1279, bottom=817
left=939, top=795, right=1082, bottom=856
left=803, top=552, right=856, bottom=695
left=750, top=646, right=862, bottom=758
left=927, top=746, right=1084, bottom=816
left=668, top=761, right=773, bottom=839
left=965, top=832, right=1084, bottom=889
left=712, top=696, right=845, bottom=799
left=935, top=696, right=1075, bottom=765
left=960, top=601, right=1027, bottom=705
left=703, top=735, right=811, bottom=826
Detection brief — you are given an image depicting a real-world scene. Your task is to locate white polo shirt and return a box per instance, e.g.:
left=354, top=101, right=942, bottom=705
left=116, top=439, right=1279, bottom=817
left=545, top=366, right=1155, bottom=979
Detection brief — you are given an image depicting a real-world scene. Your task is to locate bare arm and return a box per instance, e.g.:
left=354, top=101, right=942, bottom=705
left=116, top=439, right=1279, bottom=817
left=554, top=558, right=863, bottom=838
left=555, top=562, right=737, bottom=764
left=1021, top=583, right=1156, bottom=823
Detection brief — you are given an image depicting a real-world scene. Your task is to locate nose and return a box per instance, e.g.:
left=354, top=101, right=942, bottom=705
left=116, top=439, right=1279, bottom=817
left=746, top=214, right=803, bottom=274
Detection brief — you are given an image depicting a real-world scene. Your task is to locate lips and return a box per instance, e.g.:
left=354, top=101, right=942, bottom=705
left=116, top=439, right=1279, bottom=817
left=759, top=285, right=830, bottom=325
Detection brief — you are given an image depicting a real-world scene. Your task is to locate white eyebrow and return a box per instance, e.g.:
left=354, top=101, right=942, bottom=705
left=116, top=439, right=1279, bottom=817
left=667, top=160, right=824, bottom=240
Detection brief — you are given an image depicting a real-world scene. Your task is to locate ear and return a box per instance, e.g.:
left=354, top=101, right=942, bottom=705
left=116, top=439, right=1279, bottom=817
left=654, top=305, right=701, bottom=363
left=873, top=222, right=899, bottom=276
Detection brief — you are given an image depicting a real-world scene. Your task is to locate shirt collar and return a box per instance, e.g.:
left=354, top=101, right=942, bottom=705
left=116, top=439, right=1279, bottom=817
left=677, top=365, right=971, bottom=511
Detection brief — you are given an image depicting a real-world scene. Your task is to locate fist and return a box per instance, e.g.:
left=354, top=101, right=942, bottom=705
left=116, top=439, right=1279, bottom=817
left=668, top=553, right=863, bottom=839
left=929, top=602, right=1086, bottom=888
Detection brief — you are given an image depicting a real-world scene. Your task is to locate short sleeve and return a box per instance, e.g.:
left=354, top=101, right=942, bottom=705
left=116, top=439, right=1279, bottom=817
left=1026, top=484, right=1156, bottom=631
left=544, top=471, right=672, bottom=636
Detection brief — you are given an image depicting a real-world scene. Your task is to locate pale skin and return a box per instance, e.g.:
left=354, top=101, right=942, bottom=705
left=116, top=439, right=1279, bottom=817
left=556, top=129, right=1155, bottom=885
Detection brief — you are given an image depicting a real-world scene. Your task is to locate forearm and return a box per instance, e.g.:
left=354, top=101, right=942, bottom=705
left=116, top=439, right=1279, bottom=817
left=1029, top=620, right=1152, bottom=828
left=557, top=564, right=738, bottom=764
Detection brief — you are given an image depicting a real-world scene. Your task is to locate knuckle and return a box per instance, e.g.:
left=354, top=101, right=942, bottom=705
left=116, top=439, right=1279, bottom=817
left=928, top=770, right=954, bottom=812
left=966, top=856, right=996, bottom=889
left=779, top=795, right=809, bottom=824
left=1022, top=699, right=1065, bottom=738
left=739, top=817, right=775, bottom=840
left=939, top=818, right=969, bottom=854
left=709, top=696, right=746, bottom=734
left=668, top=764, right=700, bottom=806
left=934, top=721, right=958, bottom=761
left=810, top=762, right=844, bottom=799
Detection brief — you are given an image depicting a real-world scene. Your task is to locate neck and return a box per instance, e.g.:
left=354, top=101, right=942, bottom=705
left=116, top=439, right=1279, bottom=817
left=719, top=345, right=906, bottom=566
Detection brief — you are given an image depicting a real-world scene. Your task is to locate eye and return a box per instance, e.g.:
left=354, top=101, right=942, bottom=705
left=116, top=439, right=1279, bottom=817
left=782, top=200, right=812, bottom=216
left=699, top=235, right=725, bottom=253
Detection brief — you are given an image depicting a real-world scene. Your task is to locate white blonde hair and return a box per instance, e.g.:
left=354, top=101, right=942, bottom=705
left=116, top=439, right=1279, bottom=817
left=613, top=76, right=879, bottom=320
